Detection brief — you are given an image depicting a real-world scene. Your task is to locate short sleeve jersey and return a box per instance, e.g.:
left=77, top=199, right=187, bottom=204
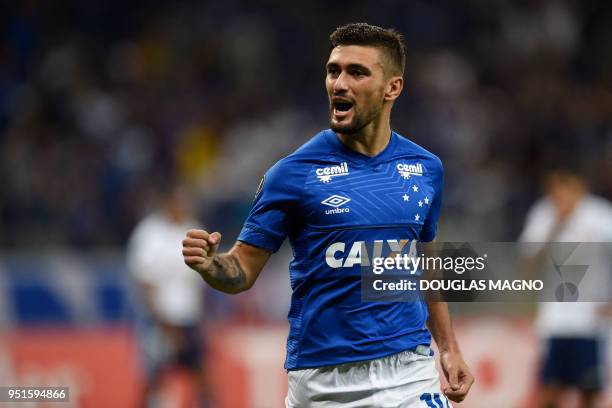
left=238, top=129, right=444, bottom=369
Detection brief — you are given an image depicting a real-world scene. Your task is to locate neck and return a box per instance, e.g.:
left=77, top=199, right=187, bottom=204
left=336, top=110, right=392, bottom=157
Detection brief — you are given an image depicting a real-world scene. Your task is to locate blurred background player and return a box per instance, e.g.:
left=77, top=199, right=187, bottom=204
left=519, top=165, right=612, bottom=408
left=127, top=182, right=208, bottom=408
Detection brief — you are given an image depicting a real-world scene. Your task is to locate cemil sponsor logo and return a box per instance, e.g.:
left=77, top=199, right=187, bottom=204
left=316, top=162, right=349, bottom=183
left=397, top=162, right=424, bottom=179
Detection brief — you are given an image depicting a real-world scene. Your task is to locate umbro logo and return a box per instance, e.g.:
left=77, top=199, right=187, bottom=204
left=397, top=162, right=424, bottom=179
left=321, top=195, right=351, bottom=215
left=321, top=195, right=351, bottom=208
left=316, top=162, right=349, bottom=183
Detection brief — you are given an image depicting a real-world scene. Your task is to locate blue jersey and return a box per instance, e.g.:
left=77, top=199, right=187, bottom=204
left=238, top=129, right=444, bottom=370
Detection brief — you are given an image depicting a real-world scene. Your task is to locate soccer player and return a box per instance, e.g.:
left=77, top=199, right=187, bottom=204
left=128, top=183, right=209, bottom=407
left=182, top=23, right=473, bottom=407
left=519, top=167, right=612, bottom=408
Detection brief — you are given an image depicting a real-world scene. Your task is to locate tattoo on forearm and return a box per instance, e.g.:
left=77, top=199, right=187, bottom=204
left=208, top=254, right=247, bottom=289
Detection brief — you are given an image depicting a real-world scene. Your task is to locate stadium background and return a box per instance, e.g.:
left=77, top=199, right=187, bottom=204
left=0, top=0, right=611, bottom=407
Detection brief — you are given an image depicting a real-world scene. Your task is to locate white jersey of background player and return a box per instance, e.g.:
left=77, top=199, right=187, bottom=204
left=519, top=168, right=612, bottom=407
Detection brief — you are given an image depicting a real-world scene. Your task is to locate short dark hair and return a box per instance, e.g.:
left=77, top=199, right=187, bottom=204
left=329, top=23, right=406, bottom=76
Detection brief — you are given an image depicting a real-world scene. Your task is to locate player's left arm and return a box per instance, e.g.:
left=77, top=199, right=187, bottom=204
left=427, top=301, right=474, bottom=402
left=423, top=239, right=474, bottom=403
left=420, top=162, right=473, bottom=401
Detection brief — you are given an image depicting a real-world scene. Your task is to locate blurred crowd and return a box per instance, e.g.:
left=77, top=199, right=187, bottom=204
left=1, top=0, right=611, bottom=249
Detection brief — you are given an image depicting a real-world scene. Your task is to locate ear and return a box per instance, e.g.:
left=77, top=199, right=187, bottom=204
left=384, top=76, right=403, bottom=101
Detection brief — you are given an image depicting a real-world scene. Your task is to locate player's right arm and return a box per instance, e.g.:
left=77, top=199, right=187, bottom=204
left=182, top=229, right=271, bottom=294
left=185, top=159, right=299, bottom=293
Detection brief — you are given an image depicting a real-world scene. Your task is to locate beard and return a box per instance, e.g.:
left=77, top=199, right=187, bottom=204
left=329, top=98, right=383, bottom=135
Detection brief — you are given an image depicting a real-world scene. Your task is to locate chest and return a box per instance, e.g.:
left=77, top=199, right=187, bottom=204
left=301, top=160, right=437, bottom=229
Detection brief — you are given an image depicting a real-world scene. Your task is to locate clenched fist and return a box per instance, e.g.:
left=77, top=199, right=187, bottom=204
left=182, top=229, right=222, bottom=274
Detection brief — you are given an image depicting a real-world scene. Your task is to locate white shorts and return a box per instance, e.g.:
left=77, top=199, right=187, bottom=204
left=285, top=348, right=452, bottom=408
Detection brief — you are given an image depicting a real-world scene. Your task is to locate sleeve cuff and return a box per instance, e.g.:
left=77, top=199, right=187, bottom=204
left=237, top=224, right=284, bottom=253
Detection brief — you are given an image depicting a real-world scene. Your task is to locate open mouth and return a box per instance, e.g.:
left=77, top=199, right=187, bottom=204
left=333, top=101, right=353, bottom=114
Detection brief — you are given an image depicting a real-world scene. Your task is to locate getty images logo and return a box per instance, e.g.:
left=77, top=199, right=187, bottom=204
left=316, top=162, right=349, bottom=183
left=321, top=194, right=351, bottom=215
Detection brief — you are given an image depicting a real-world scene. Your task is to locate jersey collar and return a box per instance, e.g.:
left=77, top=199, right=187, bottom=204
left=325, top=129, right=398, bottom=166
